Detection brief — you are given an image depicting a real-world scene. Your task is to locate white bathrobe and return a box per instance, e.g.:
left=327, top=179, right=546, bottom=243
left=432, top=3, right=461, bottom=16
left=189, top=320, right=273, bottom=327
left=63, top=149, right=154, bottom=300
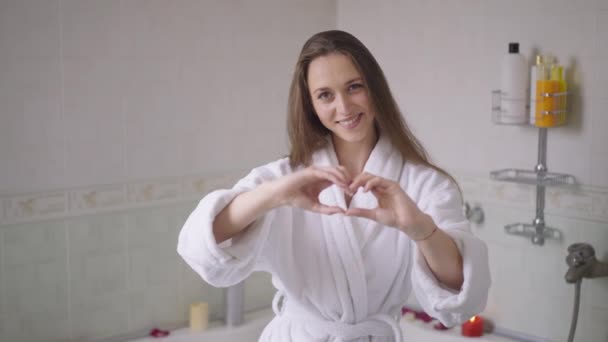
left=177, top=135, right=491, bottom=342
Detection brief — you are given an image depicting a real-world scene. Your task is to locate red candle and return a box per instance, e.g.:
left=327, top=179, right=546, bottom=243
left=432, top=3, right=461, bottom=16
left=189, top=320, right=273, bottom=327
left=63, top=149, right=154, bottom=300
left=461, top=316, right=484, bottom=337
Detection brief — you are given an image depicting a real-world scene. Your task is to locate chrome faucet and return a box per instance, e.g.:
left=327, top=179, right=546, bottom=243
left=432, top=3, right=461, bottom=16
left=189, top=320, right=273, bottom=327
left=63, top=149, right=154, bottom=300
left=565, top=243, right=608, bottom=283
left=224, top=281, right=245, bottom=326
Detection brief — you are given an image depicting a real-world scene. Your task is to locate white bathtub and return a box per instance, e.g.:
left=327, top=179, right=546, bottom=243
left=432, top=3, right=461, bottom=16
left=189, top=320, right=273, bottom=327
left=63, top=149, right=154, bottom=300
left=129, top=308, right=515, bottom=342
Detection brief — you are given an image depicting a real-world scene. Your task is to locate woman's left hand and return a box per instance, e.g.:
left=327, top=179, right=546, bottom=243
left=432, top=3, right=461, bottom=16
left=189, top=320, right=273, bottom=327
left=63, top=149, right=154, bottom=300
left=345, top=172, right=433, bottom=239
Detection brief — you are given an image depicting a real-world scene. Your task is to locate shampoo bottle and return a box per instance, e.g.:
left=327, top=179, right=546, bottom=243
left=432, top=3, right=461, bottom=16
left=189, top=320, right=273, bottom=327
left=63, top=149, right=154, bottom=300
left=500, top=42, right=528, bottom=124
left=529, top=55, right=545, bottom=125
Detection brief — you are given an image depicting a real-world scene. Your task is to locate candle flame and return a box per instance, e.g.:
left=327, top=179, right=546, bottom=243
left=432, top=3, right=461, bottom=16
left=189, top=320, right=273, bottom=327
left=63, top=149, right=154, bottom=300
left=469, top=316, right=477, bottom=323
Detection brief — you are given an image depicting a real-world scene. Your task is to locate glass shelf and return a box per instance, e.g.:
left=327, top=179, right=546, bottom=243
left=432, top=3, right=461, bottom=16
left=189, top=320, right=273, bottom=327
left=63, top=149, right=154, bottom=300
left=504, top=222, right=562, bottom=241
left=490, top=168, right=575, bottom=187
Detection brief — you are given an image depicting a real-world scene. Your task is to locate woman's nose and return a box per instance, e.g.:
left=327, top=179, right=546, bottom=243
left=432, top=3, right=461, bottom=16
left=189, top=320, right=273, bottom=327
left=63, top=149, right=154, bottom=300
left=335, top=93, right=353, bottom=115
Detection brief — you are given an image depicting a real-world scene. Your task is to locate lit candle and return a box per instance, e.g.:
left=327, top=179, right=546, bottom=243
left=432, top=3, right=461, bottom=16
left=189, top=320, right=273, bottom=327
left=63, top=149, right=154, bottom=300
left=461, top=315, right=484, bottom=337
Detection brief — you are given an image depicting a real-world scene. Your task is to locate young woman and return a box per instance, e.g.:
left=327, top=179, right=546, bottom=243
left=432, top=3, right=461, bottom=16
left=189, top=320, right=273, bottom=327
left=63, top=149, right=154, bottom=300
left=178, top=30, right=490, bottom=342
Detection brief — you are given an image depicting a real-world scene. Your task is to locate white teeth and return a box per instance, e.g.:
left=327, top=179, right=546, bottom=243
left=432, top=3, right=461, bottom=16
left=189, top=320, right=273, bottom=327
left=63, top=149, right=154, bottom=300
left=339, top=114, right=361, bottom=125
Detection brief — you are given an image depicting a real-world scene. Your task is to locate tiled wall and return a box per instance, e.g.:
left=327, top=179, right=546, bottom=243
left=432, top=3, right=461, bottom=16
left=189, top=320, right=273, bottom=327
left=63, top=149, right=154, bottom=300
left=0, top=0, right=336, bottom=341
left=336, top=1, right=608, bottom=341
left=0, top=173, right=276, bottom=341
left=0, top=0, right=336, bottom=194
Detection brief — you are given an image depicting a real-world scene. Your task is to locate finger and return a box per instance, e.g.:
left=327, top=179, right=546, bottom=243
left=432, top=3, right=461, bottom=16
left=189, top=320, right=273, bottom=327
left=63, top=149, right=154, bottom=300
left=311, top=203, right=345, bottom=215
left=335, top=165, right=353, bottom=183
left=363, top=176, right=388, bottom=193
left=320, top=166, right=351, bottom=187
left=311, top=169, right=349, bottom=188
left=349, top=172, right=375, bottom=192
left=370, top=186, right=390, bottom=196
left=345, top=207, right=377, bottom=221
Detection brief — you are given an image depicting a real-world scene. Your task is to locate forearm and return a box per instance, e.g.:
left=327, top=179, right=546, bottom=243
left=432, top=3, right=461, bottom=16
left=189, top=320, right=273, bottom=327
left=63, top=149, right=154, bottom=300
left=213, top=181, right=280, bottom=244
left=413, top=214, right=464, bottom=290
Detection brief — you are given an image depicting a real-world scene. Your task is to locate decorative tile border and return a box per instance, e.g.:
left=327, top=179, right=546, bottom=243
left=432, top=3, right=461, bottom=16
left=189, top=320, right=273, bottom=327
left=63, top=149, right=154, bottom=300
left=458, top=174, right=608, bottom=223
left=2, top=171, right=607, bottom=226
left=69, top=184, right=126, bottom=212
left=2, top=192, right=67, bottom=222
left=181, top=175, right=207, bottom=198
left=127, top=180, right=181, bottom=203
left=0, top=171, right=245, bottom=227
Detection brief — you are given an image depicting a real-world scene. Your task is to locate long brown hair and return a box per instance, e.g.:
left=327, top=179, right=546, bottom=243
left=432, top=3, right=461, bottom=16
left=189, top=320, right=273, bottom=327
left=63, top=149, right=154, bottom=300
left=287, top=30, right=458, bottom=188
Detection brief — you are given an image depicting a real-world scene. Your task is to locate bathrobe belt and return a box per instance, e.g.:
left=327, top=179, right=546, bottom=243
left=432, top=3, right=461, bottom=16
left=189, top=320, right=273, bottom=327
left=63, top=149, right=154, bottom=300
left=272, top=291, right=403, bottom=341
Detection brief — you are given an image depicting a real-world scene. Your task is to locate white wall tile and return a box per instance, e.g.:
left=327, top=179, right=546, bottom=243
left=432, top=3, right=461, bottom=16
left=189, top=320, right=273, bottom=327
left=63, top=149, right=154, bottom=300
left=0, top=230, right=3, bottom=339
left=63, top=57, right=126, bottom=187
left=597, top=11, right=608, bottom=57
left=0, top=1, right=64, bottom=194
left=128, top=249, right=179, bottom=290
left=70, top=293, right=129, bottom=341
left=128, top=286, right=181, bottom=332
left=0, top=56, right=65, bottom=194
left=61, top=0, right=124, bottom=59
left=126, top=207, right=180, bottom=254
left=590, top=56, right=608, bottom=101
left=120, top=0, right=183, bottom=60
left=67, top=215, right=125, bottom=312
left=61, top=0, right=123, bottom=59
left=124, top=56, right=181, bottom=181
left=0, top=0, right=60, bottom=59
left=245, top=271, right=275, bottom=312
left=585, top=306, right=608, bottom=342
left=3, top=221, right=66, bottom=266
left=590, top=100, right=608, bottom=187
left=126, top=207, right=181, bottom=310
left=2, top=309, right=70, bottom=342
left=2, top=222, right=69, bottom=342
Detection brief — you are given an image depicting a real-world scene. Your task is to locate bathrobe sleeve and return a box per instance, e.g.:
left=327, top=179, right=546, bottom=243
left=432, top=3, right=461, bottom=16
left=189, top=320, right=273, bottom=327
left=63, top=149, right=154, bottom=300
left=410, top=173, right=491, bottom=327
left=177, top=159, right=288, bottom=288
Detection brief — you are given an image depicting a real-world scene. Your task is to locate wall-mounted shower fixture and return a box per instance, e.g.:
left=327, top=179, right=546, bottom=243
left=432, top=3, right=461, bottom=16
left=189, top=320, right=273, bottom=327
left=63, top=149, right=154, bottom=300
left=464, top=202, right=484, bottom=224
left=564, top=243, right=608, bottom=342
left=565, top=243, right=608, bottom=283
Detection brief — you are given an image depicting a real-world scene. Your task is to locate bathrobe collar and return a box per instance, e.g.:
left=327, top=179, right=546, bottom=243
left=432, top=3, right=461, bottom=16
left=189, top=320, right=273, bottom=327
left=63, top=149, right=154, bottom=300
left=311, top=133, right=405, bottom=324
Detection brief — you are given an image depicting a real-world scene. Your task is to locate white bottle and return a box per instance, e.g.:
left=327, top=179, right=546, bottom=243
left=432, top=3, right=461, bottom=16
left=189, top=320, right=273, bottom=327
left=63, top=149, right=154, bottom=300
left=529, top=55, right=542, bottom=125
left=500, top=42, right=528, bottom=124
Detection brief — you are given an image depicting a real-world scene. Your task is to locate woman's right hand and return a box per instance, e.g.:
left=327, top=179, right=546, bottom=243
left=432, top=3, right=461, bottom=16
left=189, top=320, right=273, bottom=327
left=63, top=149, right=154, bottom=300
left=271, top=166, right=352, bottom=215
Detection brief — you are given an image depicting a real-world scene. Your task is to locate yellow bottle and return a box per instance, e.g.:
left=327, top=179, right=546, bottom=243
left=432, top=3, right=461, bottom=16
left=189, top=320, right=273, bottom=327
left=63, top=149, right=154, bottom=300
left=535, top=83, right=558, bottom=127
left=535, top=61, right=565, bottom=127
left=551, top=65, right=567, bottom=126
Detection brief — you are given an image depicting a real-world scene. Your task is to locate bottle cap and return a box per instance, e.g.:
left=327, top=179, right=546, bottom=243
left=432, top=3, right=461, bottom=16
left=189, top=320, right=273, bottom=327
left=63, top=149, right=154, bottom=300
left=536, top=55, right=544, bottom=65
left=551, top=65, right=564, bottom=81
left=508, top=42, right=519, bottom=53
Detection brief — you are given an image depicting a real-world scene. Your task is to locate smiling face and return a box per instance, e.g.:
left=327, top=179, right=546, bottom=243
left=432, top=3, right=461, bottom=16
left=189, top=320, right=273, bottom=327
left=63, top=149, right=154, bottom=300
left=307, top=53, right=377, bottom=149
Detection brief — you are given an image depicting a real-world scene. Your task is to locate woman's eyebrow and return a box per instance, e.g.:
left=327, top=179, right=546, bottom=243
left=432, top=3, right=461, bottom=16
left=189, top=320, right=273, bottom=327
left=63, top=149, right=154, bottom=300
left=313, top=86, right=329, bottom=94
left=312, top=77, right=363, bottom=94
left=313, top=78, right=364, bottom=94
left=345, top=77, right=363, bottom=85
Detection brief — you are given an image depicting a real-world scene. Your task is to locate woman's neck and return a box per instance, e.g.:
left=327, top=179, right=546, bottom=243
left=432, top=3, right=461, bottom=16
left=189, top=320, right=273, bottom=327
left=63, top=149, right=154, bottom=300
left=332, top=131, right=378, bottom=176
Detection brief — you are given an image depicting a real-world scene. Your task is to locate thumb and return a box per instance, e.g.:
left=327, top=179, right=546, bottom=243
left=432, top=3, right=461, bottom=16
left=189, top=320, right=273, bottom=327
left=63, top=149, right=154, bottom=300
left=345, top=207, right=377, bottom=221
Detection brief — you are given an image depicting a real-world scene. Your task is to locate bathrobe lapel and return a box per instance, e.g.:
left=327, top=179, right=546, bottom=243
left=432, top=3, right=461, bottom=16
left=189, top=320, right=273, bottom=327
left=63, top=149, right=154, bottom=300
left=314, top=135, right=404, bottom=324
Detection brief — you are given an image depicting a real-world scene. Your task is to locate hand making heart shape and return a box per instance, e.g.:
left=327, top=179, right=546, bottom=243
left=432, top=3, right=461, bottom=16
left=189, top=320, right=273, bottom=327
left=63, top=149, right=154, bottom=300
left=274, top=165, right=432, bottom=238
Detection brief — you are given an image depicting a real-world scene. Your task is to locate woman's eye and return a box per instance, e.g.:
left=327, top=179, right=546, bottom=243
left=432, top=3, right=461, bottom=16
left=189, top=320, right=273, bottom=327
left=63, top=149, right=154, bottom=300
left=318, top=92, right=331, bottom=100
left=349, top=83, right=363, bottom=91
